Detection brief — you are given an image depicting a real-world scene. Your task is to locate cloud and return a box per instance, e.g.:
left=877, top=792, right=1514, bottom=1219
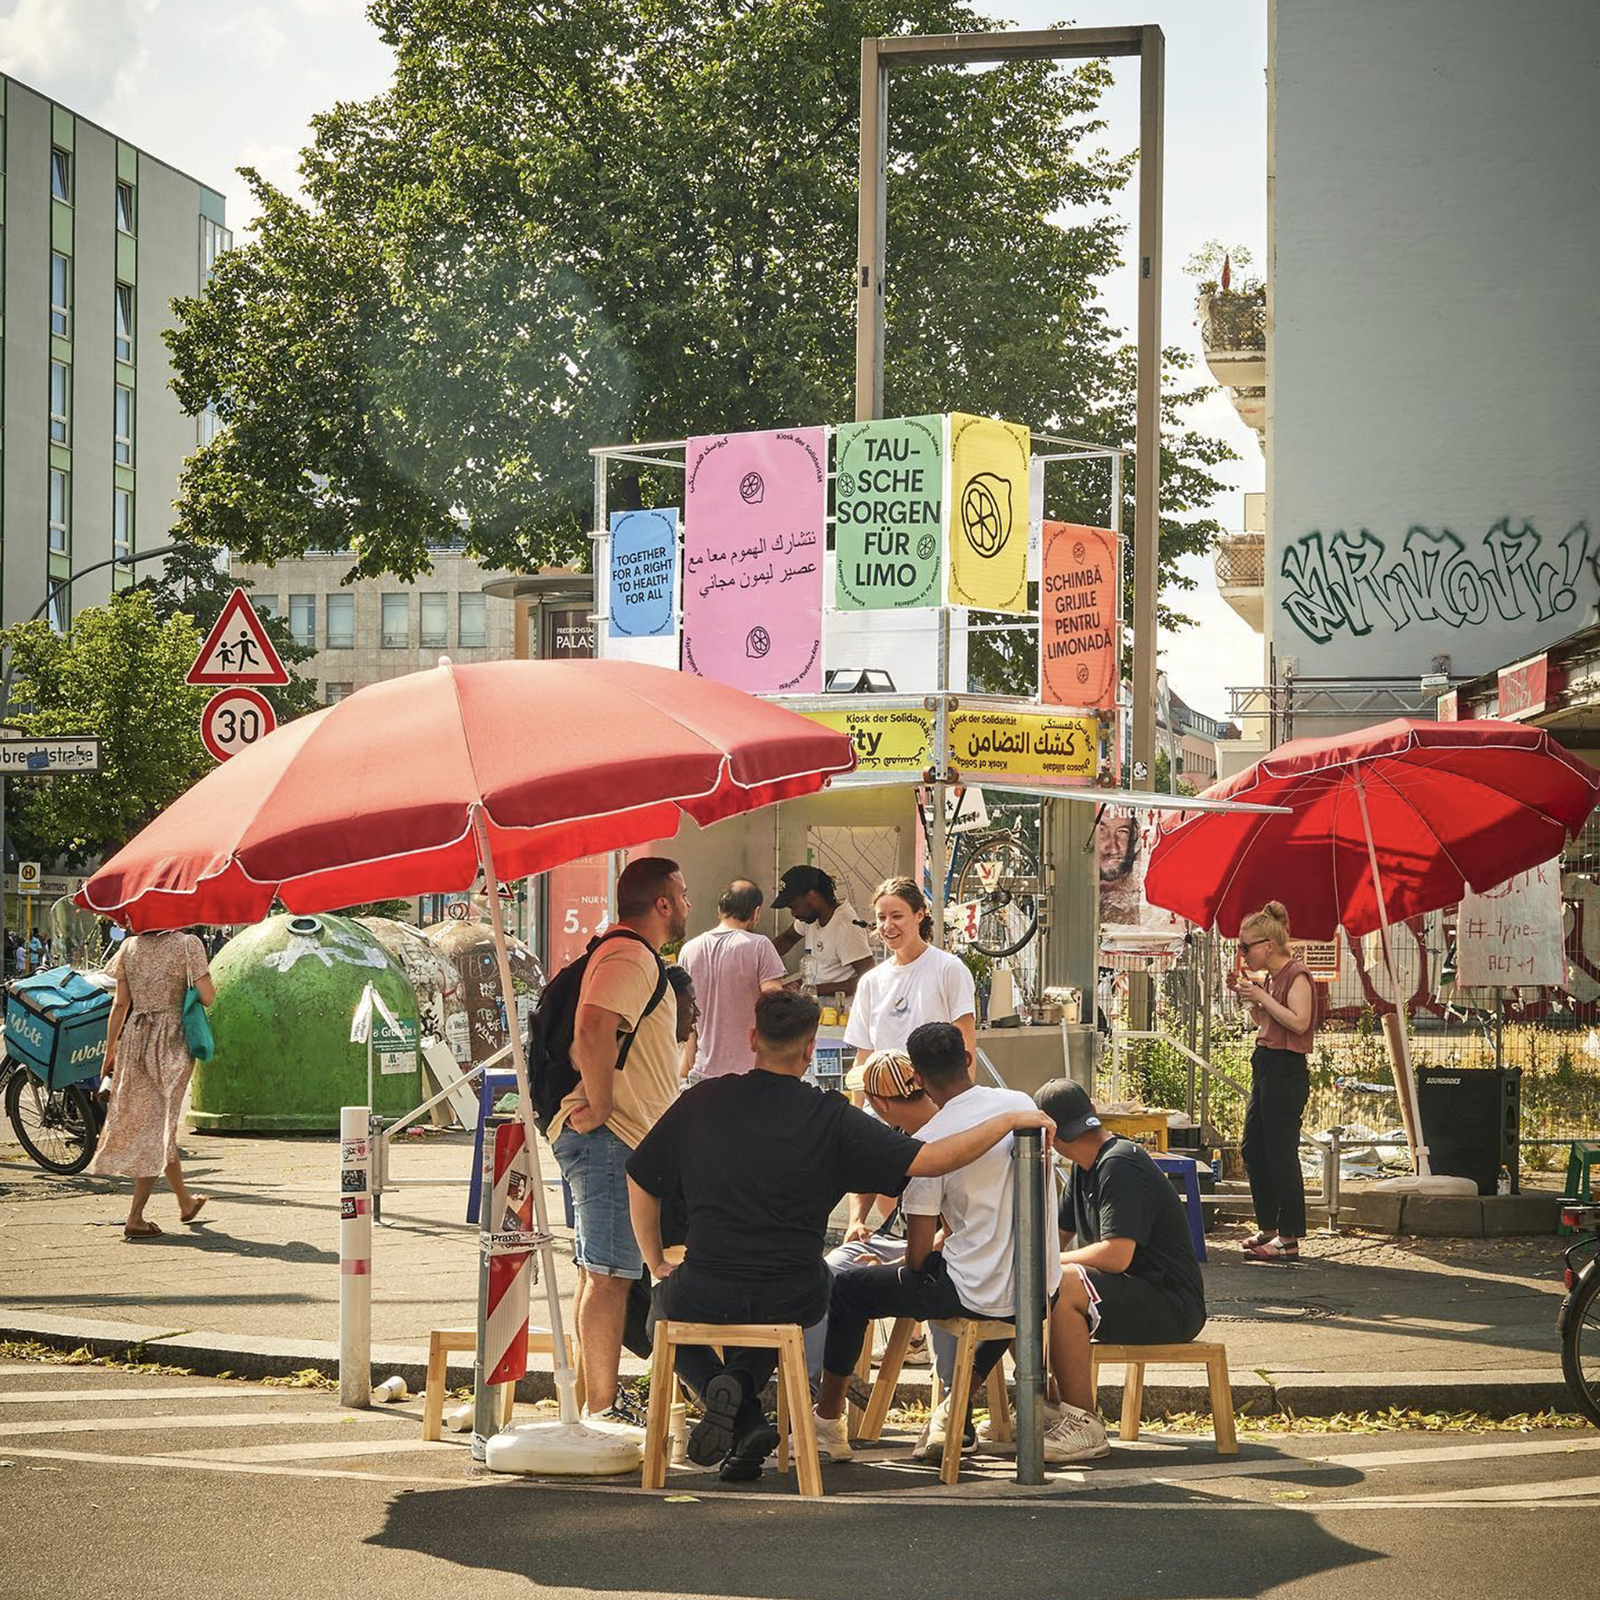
left=0, top=0, right=155, bottom=118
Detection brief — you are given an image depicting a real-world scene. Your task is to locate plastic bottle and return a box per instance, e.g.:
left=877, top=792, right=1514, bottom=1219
left=799, top=954, right=818, bottom=997
left=1497, top=1165, right=1511, bottom=1197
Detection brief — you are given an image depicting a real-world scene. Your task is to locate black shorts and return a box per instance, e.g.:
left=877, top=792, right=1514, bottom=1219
left=1083, top=1268, right=1206, bottom=1344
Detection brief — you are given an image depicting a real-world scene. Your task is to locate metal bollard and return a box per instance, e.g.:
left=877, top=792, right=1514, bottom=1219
left=1012, top=1128, right=1047, bottom=1486
left=338, top=1106, right=373, bottom=1407
left=1325, top=1127, right=1343, bottom=1236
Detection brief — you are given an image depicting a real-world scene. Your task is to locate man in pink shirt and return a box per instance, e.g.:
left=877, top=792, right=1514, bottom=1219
left=678, top=881, right=786, bottom=1080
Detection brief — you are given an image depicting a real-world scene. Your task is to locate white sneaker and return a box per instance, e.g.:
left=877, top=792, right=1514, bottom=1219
left=811, top=1409, right=853, bottom=1461
left=1043, top=1404, right=1111, bottom=1463
left=976, top=1397, right=1062, bottom=1442
left=911, top=1395, right=976, bottom=1462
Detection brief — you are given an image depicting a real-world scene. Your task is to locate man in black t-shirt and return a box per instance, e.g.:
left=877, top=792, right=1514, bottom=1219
left=627, top=992, right=1055, bottom=1481
left=1034, top=1080, right=1207, bottom=1462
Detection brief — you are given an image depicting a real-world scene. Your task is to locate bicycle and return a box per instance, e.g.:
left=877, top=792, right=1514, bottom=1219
left=1, top=968, right=111, bottom=1176
left=1559, top=1199, right=1600, bottom=1426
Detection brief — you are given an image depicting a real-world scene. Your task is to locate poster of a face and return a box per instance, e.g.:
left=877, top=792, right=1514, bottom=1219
left=1096, top=807, right=1144, bottom=927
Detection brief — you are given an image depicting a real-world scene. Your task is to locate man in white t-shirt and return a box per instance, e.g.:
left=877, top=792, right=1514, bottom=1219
left=812, top=1021, right=1062, bottom=1462
left=772, top=866, right=874, bottom=996
left=678, top=880, right=786, bottom=1080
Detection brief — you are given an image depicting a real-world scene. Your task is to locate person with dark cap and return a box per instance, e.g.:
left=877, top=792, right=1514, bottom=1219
left=1034, top=1078, right=1207, bottom=1463
left=772, top=865, right=874, bottom=997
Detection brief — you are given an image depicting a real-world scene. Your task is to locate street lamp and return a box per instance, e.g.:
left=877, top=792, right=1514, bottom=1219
left=0, top=543, right=181, bottom=953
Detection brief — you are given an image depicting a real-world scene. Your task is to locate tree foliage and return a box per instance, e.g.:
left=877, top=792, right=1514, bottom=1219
left=166, top=0, right=1234, bottom=671
left=2, top=593, right=212, bottom=867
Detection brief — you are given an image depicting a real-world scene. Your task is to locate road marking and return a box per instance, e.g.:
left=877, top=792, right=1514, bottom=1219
left=1316, top=1436, right=1600, bottom=1472
left=1327, top=1473, right=1600, bottom=1507
left=0, top=1387, right=300, bottom=1404
left=0, top=1410, right=399, bottom=1437
left=160, top=1437, right=466, bottom=1463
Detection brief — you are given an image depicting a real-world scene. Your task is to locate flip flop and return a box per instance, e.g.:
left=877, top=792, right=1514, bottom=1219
left=1244, top=1239, right=1300, bottom=1264
left=180, top=1197, right=208, bottom=1224
left=123, top=1221, right=163, bottom=1240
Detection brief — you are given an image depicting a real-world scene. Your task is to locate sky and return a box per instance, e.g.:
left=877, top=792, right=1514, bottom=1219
left=0, top=0, right=1266, bottom=722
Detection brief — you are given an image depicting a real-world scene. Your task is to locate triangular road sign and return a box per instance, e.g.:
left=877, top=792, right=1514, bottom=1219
left=186, top=587, right=291, bottom=686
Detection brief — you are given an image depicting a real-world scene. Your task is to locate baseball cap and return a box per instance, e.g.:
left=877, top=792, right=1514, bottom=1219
left=854, top=1050, right=919, bottom=1100
left=775, top=864, right=832, bottom=908
left=1034, top=1079, right=1102, bottom=1141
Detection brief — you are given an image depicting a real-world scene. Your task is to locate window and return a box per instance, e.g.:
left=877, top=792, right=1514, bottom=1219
left=113, top=488, right=133, bottom=562
left=49, top=360, right=69, bottom=444
left=115, top=181, right=135, bottom=234
left=253, top=595, right=279, bottom=620
left=114, top=283, right=134, bottom=361
left=288, top=594, right=315, bottom=648
left=325, top=682, right=354, bottom=706
left=326, top=593, right=355, bottom=649
left=50, top=252, right=69, bottom=336
left=419, top=592, right=448, bottom=649
left=50, top=147, right=70, bottom=203
left=114, top=384, right=133, bottom=463
left=458, top=592, right=487, bottom=648
left=48, top=468, right=68, bottom=552
left=380, top=593, right=409, bottom=649
left=200, top=403, right=222, bottom=446
left=200, top=217, right=231, bottom=281
left=46, top=583, right=67, bottom=634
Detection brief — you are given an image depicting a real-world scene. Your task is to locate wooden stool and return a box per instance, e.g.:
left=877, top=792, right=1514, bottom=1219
left=642, top=1321, right=821, bottom=1498
left=928, top=1319, right=1022, bottom=1485
left=421, top=1326, right=581, bottom=1441
left=1090, top=1341, right=1237, bottom=1455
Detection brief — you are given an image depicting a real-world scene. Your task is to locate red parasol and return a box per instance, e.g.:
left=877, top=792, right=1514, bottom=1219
left=77, top=658, right=855, bottom=929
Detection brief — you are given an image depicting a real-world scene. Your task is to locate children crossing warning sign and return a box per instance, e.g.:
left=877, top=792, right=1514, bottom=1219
left=186, top=588, right=290, bottom=686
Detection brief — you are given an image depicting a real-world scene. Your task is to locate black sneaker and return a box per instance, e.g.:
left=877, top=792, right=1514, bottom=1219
left=687, top=1372, right=744, bottom=1467
left=718, top=1418, right=780, bottom=1482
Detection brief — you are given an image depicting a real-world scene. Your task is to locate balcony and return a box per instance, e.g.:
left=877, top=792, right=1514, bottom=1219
left=1214, top=532, right=1265, bottom=631
left=1197, top=287, right=1266, bottom=448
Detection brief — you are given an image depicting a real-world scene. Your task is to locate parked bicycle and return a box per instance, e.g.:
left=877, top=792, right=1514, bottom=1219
left=1, top=967, right=112, bottom=1175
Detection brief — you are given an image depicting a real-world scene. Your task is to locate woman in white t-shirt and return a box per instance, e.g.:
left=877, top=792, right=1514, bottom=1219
left=844, top=877, right=977, bottom=1068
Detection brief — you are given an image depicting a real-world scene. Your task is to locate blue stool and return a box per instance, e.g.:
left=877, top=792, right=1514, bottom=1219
left=1152, top=1153, right=1208, bottom=1264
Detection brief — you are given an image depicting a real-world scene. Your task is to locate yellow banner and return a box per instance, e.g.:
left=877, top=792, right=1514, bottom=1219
left=803, top=708, right=933, bottom=774
left=804, top=707, right=1098, bottom=786
left=948, top=413, right=1031, bottom=613
left=947, top=710, right=1098, bottom=784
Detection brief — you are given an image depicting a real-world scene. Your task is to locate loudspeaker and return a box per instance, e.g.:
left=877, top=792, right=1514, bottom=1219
left=1415, top=1066, right=1520, bottom=1196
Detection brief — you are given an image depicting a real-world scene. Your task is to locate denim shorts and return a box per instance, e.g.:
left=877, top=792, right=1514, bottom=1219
left=552, top=1123, right=642, bottom=1279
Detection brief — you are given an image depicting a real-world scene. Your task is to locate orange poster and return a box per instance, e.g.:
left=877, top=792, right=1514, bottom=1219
left=1039, top=522, right=1119, bottom=711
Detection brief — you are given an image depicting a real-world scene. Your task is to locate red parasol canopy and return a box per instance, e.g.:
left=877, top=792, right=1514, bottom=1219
left=78, top=658, right=856, bottom=929
left=1144, top=719, right=1600, bottom=940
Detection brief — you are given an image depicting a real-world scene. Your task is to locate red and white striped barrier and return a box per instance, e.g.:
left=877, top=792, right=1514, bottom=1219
left=485, top=1120, right=534, bottom=1386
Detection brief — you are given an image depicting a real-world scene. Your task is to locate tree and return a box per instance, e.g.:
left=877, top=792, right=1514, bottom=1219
left=166, top=0, right=1234, bottom=646
left=2, top=593, right=212, bottom=867
left=134, top=542, right=320, bottom=721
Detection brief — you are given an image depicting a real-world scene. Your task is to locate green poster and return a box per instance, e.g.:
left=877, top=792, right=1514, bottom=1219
left=832, top=415, right=944, bottom=610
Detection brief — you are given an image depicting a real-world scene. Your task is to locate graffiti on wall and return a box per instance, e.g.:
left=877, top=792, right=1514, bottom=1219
left=1279, top=518, right=1593, bottom=644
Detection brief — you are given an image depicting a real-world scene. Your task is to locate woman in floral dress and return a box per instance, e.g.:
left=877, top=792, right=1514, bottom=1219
left=90, top=928, right=216, bottom=1240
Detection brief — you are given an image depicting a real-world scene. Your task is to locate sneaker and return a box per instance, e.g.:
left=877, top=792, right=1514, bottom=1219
left=687, top=1373, right=743, bottom=1467
left=584, top=1390, right=647, bottom=1434
left=976, top=1397, right=1062, bottom=1442
left=811, top=1409, right=853, bottom=1461
left=1043, top=1404, right=1111, bottom=1463
left=718, top=1417, right=780, bottom=1482
left=910, top=1396, right=975, bottom=1462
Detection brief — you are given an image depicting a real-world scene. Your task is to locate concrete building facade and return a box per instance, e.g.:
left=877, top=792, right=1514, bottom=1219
left=1, top=75, right=229, bottom=627
left=229, top=549, right=520, bottom=704
left=1214, top=0, right=1600, bottom=771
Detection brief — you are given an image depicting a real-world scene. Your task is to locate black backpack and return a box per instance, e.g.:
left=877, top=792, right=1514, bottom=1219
left=528, top=928, right=671, bottom=1133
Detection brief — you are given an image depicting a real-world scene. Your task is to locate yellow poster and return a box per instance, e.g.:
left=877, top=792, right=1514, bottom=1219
left=803, top=708, right=933, bottom=774
left=948, top=413, right=1031, bottom=613
left=946, top=710, right=1098, bottom=784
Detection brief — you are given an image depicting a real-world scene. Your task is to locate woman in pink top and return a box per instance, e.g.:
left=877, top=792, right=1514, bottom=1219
left=1228, top=901, right=1318, bottom=1263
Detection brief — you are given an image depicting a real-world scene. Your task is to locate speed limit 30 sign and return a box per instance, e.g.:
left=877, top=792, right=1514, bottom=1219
left=201, top=687, right=277, bottom=763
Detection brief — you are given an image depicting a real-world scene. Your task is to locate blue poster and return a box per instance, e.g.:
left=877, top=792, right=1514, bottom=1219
left=608, top=508, right=678, bottom=638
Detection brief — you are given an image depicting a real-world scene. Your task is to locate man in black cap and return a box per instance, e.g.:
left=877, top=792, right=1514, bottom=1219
left=1034, top=1079, right=1207, bottom=1462
left=772, top=865, right=874, bottom=997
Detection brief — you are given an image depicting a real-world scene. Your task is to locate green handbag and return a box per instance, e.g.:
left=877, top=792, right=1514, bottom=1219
left=182, top=985, right=214, bottom=1062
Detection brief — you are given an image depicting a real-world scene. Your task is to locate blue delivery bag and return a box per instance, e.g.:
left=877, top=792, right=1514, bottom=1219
left=5, top=966, right=114, bottom=1090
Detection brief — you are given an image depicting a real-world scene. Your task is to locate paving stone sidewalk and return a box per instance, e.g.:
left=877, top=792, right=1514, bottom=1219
left=0, top=1124, right=1577, bottom=1416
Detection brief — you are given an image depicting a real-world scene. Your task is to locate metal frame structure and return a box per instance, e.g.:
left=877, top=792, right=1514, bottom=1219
left=854, top=26, right=1164, bottom=793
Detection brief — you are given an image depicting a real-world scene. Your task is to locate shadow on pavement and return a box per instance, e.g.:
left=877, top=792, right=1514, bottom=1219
left=368, top=1473, right=1382, bottom=1600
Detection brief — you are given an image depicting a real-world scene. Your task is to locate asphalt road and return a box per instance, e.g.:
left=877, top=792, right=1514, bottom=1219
left=2, top=1358, right=1597, bottom=1600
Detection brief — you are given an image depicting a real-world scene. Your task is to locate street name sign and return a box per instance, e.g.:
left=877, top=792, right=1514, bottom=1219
left=0, top=736, right=102, bottom=775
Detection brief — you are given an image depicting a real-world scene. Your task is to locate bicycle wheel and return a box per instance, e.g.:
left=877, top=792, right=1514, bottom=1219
left=955, top=834, right=1041, bottom=960
left=1562, top=1265, right=1600, bottom=1428
left=5, top=1065, right=98, bottom=1175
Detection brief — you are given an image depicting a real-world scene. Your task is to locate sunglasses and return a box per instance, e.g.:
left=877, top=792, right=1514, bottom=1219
left=1236, top=937, right=1268, bottom=955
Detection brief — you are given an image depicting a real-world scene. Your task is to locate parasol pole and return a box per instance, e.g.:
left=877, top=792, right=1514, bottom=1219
left=1351, top=774, right=1430, bottom=1178
left=471, top=809, right=581, bottom=1424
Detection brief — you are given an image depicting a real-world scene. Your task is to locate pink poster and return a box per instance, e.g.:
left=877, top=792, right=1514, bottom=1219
left=682, top=428, right=825, bottom=693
